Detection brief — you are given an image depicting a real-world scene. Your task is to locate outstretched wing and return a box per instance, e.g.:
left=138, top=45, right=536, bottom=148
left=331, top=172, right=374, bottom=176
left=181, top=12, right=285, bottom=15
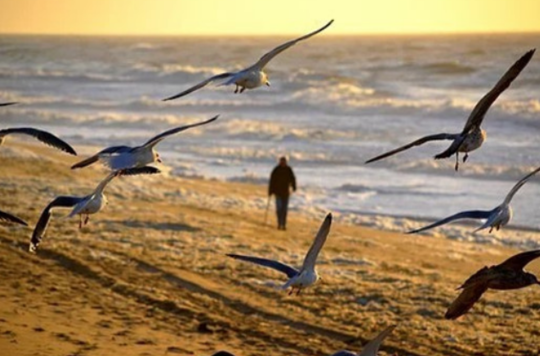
left=407, top=210, right=494, bottom=234
left=498, top=250, right=540, bottom=271
left=226, top=254, right=299, bottom=278
left=301, top=213, right=332, bottom=271
left=461, top=49, right=535, bottom=134
left=0, top=102, right=17, bottom=107
left=358, top=325, right=396, bottom=356
left=445, top=282, right=488, bottom=320
left=0, top=127, right=77, bottom=155
left=30, top=196, right=82, bottom=252
left=142, top=115, right=219, bottom=148
left=71, top=145, right=132, bottom=170
left=251, top=20, right=334, bottom=70
left=93, top=166, right=162, bottom=195
left=503, top=166, right=540, bottom=205
left=0, top=209, right=28, bottom=226
left=162, top=73, right=235, bottom=101
left=365, top=133, right=457, bottom=164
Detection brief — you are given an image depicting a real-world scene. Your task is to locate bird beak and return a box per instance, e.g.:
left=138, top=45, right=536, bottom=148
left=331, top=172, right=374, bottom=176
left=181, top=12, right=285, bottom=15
left=157, top=157, right=162, bottom=163
left=266, top=81, right=271, bottom=87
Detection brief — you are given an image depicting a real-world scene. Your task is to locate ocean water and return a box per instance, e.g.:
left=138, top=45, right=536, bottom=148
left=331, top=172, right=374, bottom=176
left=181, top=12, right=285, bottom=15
left=1, top=34, right=540, bottom=237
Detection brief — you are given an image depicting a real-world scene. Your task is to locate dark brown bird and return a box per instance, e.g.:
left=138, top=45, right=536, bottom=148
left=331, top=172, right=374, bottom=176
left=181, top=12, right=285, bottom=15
left=446, top=250, right=540, bottom=319
left=365, top=49, right=535, bottom=171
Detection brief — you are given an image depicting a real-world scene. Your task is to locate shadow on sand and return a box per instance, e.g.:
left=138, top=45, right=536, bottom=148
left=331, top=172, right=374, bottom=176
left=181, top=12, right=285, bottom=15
left=106, top=219, right=202, bottom=233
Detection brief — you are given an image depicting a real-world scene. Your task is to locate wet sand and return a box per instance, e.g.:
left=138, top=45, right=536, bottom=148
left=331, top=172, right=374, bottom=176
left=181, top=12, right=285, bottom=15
left=0, top=142, right=539, bottom=356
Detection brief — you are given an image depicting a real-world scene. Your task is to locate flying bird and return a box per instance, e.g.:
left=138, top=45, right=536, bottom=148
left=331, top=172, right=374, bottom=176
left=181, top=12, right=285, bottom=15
left=71, top=115, right=218, bottom=170
left=0, top=127, right=77, bottom=155
left=0, top=209, right=28, bottom=226
left=0, top=102, right=17, bottom=107
left=330, top=325, right=396, bottom=356
left=29, top=166, right=160, bottom=252
left=226, top=213, right=332, bottom=295
left=365, top=49, right=535, bottom=171
left=408, top=166, right=540, bottom=234
left=162, top=20, right=334, bottom=101
left=446, top=250, right=540, bottom=319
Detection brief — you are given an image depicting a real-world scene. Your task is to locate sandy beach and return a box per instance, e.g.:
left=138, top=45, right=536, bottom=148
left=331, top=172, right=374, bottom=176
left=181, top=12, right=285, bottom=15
left=0, top=141, right=538, bottom=356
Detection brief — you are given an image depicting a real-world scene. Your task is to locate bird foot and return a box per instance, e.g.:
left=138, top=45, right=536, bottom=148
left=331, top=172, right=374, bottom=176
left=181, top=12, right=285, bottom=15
left=239, top=87, right=246, bottom=94
left=463, top=153, right=469, bottom=163
left=84, top=215, right=89, bottom=225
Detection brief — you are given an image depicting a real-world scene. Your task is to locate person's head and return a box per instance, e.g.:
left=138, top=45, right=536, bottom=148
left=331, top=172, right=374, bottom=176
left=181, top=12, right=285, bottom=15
left=279, top=156, right=287, bottom=167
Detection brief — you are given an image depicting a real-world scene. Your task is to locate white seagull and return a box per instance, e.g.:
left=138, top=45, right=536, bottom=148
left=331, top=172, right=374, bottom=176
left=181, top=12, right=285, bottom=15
left=0, top=127, right=77, bottom=156
left=330, top=325, right=396, bottom=356
left=162, top=20, right=334, bottom=101
left=71, top=115, right=218, bottom=170
left=226, top=213, right=332, bottom=295
left=365, top=49, right=535, bottom=171
left=29, top=166, right=160, bottom=252
left=408, top=166, right=540, bottom=234
left=0, top=209, right=28, bottom=226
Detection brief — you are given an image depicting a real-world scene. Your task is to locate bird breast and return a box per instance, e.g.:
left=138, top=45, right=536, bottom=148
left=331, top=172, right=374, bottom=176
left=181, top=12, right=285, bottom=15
left=81, top=195, right=107, bottom=214
left=236, top=70, right=266, bottom=89
left=292, top=269, right=319, bottom=288
left=499, top=205, right=513, bottom=226
left=459, top=128, right=487, bottom=153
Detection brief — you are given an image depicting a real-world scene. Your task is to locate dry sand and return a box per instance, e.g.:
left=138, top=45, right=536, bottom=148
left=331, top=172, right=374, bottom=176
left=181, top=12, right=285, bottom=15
left=1, top=141, right=539, bottom=356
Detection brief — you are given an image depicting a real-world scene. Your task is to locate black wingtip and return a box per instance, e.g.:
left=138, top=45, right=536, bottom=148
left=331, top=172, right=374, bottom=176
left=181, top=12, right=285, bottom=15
left=0, top=102, right=17, bottom=107
left=66, top=147, right=78, bottom=156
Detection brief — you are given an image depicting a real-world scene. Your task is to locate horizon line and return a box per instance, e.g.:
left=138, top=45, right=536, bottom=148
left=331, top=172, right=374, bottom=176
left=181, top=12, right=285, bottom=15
left=1, top=30, right=540, bottom=38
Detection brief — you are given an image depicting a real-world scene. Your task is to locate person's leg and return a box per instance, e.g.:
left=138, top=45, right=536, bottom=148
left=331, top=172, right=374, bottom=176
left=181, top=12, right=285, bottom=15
left=282, top=196, right=289, bottom=230
left=275, top=196, right=283, bottom=229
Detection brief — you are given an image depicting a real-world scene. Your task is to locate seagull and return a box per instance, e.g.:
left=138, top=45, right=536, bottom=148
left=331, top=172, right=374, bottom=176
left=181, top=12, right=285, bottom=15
left=408, top=166, right=540, bottom=234
left=71, top=115, right=218, bottom=170
left=0, top=209, right=28, bottom=226
left=446, top=250, right=540, bottom=320
left=29, top=166, right=160, bottom=252
left=0, top=102, right=17, bottom=107
left=162, top=20, right=334, bottom=101
left=330, top=325, right=396, bottom=356
left=0, top=127, right=77, bottom=156
left=226, top=213, right=332, bottom=295
left=365, top=49, right=535, bottom=171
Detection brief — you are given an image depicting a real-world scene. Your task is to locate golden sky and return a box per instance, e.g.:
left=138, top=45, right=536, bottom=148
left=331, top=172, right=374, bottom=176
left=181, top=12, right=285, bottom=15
left=1, top=0, right=539, bottom=35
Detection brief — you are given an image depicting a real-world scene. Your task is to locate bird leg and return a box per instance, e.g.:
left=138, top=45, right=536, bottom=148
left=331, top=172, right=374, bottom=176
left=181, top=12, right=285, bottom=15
left=234, top=85, right=239, bottom=94
left=79, top=215, right=83, bottom=229
left=489, top=226, right=493, bottom=233
left=239, top=86, right=246, bottom=94
left=287, top=287, right=295, bottom=296
left=454, top=153, right=460, bottom=171
left=463, top=153, right=469, bottom=163
left=296, top=287, right=302, bottom=296
left=496, top=224, right=501, bottom=231
left=84, top=215, right=89, bottom=226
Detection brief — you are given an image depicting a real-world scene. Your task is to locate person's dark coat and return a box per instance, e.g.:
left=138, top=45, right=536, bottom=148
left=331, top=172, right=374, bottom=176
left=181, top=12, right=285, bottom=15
left=269, top=165, right=296, bottom=197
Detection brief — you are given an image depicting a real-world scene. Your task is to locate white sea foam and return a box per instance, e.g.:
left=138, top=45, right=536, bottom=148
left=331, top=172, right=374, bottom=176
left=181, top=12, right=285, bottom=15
left=1, top=34, right=539, bottom=247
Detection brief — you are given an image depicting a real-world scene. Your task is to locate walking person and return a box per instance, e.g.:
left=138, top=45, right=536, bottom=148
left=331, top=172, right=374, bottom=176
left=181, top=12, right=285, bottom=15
left=268, top=156, right=296, bottom=230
